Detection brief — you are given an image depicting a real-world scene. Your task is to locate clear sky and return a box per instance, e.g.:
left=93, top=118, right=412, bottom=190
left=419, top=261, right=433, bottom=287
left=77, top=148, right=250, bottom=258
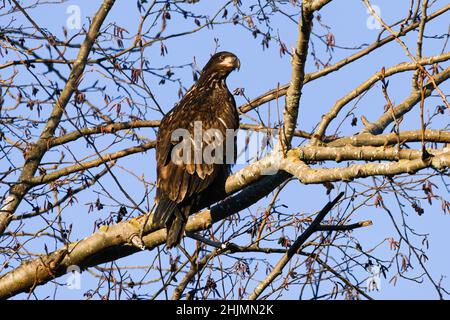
left=2, top=0, right=449, bottom=299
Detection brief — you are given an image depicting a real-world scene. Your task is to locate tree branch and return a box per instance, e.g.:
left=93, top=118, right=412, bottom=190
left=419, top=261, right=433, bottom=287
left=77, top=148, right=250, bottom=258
left=0, top=173, right=289, bottom=299
left=0, top=0, right=117, bottom=234
left=248, top=192, right=344, bottom=300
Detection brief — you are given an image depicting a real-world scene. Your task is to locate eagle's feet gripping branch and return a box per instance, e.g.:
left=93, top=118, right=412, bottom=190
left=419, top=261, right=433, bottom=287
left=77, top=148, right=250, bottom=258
left=130, top=233, right=146, bottom=251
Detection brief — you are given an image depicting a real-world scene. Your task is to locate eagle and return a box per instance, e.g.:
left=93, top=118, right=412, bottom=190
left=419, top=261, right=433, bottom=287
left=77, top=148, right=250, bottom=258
left=153, top=51, right=241, bottom=248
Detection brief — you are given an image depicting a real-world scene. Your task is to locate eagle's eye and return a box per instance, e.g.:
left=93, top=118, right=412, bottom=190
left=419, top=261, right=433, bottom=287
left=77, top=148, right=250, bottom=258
left=219, top=55, right=225, bottom=60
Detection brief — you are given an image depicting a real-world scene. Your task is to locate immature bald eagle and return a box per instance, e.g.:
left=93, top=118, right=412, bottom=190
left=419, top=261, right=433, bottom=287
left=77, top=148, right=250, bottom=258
left=153, top=51, right=240, bottom=248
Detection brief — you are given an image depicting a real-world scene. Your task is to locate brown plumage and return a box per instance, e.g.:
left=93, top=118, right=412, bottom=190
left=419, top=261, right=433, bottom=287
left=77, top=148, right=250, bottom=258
left=153, top=51, right=240, bottom=248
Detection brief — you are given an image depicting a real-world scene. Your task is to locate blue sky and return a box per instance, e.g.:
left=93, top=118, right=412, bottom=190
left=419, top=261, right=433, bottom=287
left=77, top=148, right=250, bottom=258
left=1, top=0, right=449, bottom=299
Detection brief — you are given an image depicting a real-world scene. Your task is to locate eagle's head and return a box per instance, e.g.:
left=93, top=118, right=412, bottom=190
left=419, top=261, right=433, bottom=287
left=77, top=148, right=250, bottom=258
left=200, top=51, right=240, bottom=81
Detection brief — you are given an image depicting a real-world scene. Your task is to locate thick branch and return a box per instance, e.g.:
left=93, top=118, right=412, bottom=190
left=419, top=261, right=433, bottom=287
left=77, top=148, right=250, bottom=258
left=312, top=53, right=450, bottom=142
left=281, top=151, right=450, bottom=184
left=0, top=173, right=289, bottom=299
left=328, top=130, right=450, bottom=148
left=282, top=2, right=315, bottom=148
left=362, top=67, right=450, bottom=134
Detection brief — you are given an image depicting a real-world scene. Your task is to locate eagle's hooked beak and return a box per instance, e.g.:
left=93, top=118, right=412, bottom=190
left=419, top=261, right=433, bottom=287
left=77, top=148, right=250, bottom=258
left=235, top=57, right=241, bottom=71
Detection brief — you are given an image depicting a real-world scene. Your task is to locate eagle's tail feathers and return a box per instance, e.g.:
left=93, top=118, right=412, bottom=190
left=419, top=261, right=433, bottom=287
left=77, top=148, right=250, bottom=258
left=153, top=197, right=177, bottom=226
left=166, top=206, right=189, bottom=249
left=153, top=197, right=190, bottom=249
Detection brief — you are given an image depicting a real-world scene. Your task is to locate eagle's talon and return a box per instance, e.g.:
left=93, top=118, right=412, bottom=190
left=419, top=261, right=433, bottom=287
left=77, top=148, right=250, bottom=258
left=130, top=234, right=146, bottom=250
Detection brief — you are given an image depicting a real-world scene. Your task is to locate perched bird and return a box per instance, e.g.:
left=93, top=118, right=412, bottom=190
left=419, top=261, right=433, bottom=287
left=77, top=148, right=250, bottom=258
left=153, top=51, right=240, bottom=248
